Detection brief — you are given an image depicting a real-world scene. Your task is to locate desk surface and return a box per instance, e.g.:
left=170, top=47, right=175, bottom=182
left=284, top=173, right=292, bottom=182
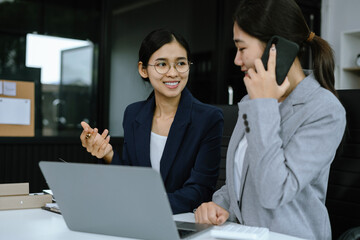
left=0, top=208, right=305, bottom=240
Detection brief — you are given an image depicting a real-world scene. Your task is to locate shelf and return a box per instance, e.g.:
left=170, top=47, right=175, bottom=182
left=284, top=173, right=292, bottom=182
left=343, top=67, right=360, bottom=72
left=339, top=29, right=360, bottom=89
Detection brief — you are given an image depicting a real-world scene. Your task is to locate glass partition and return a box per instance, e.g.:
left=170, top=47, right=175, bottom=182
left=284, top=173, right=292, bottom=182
left=26, top=34, right=95, bottom=136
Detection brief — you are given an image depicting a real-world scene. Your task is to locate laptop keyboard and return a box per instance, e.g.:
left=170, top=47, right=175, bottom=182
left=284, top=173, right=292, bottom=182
left=176, top=221, right=214, bottom=239
left=210, top=222, right=269, bottom=240
left=178, top=229, right=196, bottom=239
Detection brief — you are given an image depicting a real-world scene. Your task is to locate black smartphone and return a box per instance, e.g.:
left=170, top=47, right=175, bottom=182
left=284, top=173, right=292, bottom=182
left=261, top=35, right=299, bottom=85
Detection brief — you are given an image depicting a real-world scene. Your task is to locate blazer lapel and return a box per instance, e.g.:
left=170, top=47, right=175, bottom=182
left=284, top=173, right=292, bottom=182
left=280, top=72, right=319, bottom=124
left=133, top=96, right=154, bottom=168
left=160, top=88, right=192, bottom=182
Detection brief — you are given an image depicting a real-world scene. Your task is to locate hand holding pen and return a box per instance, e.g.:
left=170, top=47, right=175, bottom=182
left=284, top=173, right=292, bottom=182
left=80, top=121, right=114, bottom=163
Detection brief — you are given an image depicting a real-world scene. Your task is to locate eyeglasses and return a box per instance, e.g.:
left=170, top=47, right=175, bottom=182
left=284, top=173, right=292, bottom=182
left=147, top=60, right=192, bottom=74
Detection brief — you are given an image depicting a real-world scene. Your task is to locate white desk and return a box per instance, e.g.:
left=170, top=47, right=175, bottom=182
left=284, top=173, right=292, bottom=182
left=0, top=208, right=305, bottom=240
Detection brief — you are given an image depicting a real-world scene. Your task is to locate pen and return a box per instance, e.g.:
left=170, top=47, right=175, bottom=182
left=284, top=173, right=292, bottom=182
left=41, top=206, right=61, bottom=215
left=58, top=158, right=67, bottom=163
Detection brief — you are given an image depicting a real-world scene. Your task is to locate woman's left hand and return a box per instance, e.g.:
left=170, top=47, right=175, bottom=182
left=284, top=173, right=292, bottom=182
left=244, top=44, right=290, bottom=100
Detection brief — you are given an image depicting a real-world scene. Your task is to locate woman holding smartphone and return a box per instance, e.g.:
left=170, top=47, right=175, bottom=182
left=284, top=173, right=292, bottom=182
left=195, top=0, right=346, bottom=239
left=80, top=29, right=224, bottom=214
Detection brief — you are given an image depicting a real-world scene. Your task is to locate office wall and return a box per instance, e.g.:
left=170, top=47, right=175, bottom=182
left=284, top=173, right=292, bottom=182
left=321, top=0, right=360, bottom=88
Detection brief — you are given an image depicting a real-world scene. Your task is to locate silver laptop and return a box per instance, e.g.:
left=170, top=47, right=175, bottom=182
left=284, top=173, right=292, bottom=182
left=39, top=161, right=212, bottom=240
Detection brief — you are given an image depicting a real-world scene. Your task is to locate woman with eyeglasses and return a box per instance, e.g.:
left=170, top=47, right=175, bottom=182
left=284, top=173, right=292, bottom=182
left=80, top=28, right=224, bottom=214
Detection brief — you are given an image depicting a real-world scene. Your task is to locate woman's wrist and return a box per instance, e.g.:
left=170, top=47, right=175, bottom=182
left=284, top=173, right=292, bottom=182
left=103, top=150, right=114, bottom=164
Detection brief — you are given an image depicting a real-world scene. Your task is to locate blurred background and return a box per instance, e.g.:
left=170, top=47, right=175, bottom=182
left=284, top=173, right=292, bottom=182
left=0, top=0, right=323, bottom=137
left=1, top=1, right=360, bottom=239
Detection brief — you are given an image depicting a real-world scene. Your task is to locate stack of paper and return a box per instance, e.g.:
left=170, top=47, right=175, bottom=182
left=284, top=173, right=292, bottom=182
left=0, top=183, right=52, bottom=210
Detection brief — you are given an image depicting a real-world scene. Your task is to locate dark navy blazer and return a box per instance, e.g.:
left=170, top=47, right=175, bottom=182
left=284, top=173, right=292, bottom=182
left=111, top=88, right=224, bottom=214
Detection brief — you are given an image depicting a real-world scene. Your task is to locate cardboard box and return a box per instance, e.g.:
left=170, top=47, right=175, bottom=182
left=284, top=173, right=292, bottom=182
left=0, top=183, right=29, bottom=196
left=0, top=194, right=53, bottom=210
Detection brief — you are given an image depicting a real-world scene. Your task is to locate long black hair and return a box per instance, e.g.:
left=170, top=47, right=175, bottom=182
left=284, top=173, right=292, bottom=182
left=138, top=28, right=191, bottom=82
left=233, top=0, right=337, bottom=97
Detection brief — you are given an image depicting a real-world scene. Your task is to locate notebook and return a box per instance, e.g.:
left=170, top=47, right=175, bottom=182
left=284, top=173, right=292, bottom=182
left=39, top=161, right=212, bottom=240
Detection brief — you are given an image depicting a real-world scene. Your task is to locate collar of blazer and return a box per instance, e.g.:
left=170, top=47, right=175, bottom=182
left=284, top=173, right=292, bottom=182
left=238, top=71, right=320, bottom=124
left=134, top=87, right=193, bottom=182
left=279, top=71, right=320, bottom=123
left=135, top=87, right=192, bottom=126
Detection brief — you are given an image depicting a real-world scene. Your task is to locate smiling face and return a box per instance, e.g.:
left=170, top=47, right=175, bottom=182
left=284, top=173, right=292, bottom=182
left=138, top=40, right=189, bottom=100
left=233, top=22, right=266, bottom=77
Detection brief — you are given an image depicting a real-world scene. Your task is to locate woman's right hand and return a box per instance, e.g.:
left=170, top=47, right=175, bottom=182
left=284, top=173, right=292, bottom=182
left=194, top=202, right=229, bottom=225
left=244, top=44, right=290, bottom=101
left=80, top=121, right=114, bottom=163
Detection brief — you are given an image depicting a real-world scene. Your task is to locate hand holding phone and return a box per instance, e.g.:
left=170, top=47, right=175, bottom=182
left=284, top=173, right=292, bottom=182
left=261, top=35, right=299, bottom=85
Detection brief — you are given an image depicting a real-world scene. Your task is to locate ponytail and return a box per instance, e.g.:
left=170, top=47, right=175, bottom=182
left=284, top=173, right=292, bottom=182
left=307, top=35, right=338, bottom=98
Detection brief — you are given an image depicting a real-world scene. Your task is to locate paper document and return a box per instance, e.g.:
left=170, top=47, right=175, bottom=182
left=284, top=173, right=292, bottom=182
left=3, top=81, right=16, bottom=96
left=43, top=202, right=61, bottom=214
left=43, top=189, right=53, bottom=195
left=0, top=81, right=3, bottom=94
left=0, top=97, right=31, bottom=125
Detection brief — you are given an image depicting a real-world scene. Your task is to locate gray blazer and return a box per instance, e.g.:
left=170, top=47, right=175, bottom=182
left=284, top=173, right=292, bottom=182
left=213, top=72, right=346, bottom=240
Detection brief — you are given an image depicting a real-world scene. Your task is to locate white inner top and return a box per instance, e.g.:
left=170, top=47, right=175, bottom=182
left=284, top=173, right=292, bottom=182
left=234, top=135, right=248, bottom=201
left=150, top=131, right=167, bottom=173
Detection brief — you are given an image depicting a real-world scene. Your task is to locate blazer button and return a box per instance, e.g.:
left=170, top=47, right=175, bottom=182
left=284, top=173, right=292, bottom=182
left=245, top=127, right=250, bottom=133
left=242, top=114, right=247, bottom=120
left=244, top=120, right=249, bottom=126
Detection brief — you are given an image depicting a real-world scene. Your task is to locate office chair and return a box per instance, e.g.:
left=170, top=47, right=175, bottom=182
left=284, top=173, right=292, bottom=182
left=337, top=227, right=360, bottom=240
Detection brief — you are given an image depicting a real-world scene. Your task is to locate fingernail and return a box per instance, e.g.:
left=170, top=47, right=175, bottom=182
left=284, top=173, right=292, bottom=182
left=271, top=44, right=276, bottom=51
